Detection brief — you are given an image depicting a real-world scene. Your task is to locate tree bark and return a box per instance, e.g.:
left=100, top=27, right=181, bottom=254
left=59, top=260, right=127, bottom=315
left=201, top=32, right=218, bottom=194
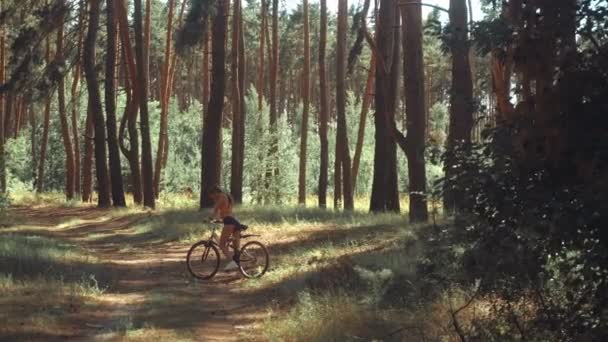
left=444, top=0, right=473, bottom=212
left=36, top=39, right=52, bottom=194
left=257, top=0, right=267, bottom=110
left=57, top=13, right=76, bottom=200
left=200, top=0, right=229, bottom=208
left=370, top=0, right=400, bottom=213
left=298, top=0, right=311, bottom=205
left=352, top=52, right=376, bottom=193
left=106, top=0, right=127, bottom=207
left=230, top=0, right=245, bottom=204
left=154, top=0, right=175, bottom=198
left=318, top=0, right=329, bottom=208
left=82, top=101, right=94, bottom=202
left=84, top=0, right=111, bottom=207
left=0, top=2, right=5, bottom=195
left=71, top=3, right=86, bottom=199
left=202, top=26, right=211, bottom=112
left=161, top=0, right=187, bottom=175
left=265, top=0, right=279, bottom=199
left=134, top=0, right=156, bottom=208
left=237, top=13, right=246, bottom=203
left=144, top=0, right=151, bottom=92
left=402, top=3, right=429, bottom=222
left=116, top=0, right=143, bottom=204
left=337, top=0, right=354, bottom=211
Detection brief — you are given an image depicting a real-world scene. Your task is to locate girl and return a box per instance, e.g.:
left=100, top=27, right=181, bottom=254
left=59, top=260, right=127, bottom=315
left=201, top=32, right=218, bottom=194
left=209, top=186, right=243, bottom=271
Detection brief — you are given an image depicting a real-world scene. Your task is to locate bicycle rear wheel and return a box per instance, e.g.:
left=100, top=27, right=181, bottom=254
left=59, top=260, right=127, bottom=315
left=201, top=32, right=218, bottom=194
left=238, top=241, right=269, bottom=279
left=186, top=241, right=220, bottom=280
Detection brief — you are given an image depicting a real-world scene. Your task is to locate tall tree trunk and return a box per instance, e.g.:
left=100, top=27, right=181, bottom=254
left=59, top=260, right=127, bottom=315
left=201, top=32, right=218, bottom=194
left=134, top=0, right=156, bottom=208
left=298, top=0, right=311, bottom=205
left=334, top=138, right=342, bottom=209
left=230, top=0, right=244, bottom=204
left=370, top=0, right=400, bottom=213
left=82, top=103, right=94, bottom=202
left=116, top=0, right=143, bottom=204
left=29, top=107, right=36, bottom=190
left=352, top=52, right=376, bottom=193
left=200, top=0, right=229, bottom=209
left=236, top=13, right=246, bottom=203
left=160, top=0, right=187, bottom=175
left=257, top=0, right=267, bottom=110
left=202, top=27, right=210, bottom=112
left=144, top=0, right=151, bottom=92
left=84, top=0, right=111, bottom=207
left=106, top=0, right=126, bottom=207
left=154, top=0, right=175, bottom=198
left=36, top=39, right=52, bottom=194
left=71, top=3, right=86, bottom=199
left=266, top=0, right=279, bottom=199
left=318, top=0, right=329, bottom=208
left=337, top=0, right=354, bottom=210
left=402, top=3, right=429, bottom=222
left=0, top=1, right=5, bottom=195
left=444, top=0, right=473, bottom=212
left=57, top=13, right=76, bottom=200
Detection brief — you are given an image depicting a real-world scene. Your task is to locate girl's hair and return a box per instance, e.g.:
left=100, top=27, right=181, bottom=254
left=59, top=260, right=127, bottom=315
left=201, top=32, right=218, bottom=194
left=210, top=185, right=233, bottom=205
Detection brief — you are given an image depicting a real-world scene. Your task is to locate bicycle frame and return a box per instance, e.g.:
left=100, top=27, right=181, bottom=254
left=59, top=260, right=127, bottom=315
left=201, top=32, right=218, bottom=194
left=203, top=221, right=260, bottom=260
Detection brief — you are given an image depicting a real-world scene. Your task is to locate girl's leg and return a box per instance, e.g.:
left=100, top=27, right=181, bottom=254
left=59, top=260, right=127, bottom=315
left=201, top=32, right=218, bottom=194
left=232, top=229, right=241, bottom=259
left=219, top=225, right=235, bottom=260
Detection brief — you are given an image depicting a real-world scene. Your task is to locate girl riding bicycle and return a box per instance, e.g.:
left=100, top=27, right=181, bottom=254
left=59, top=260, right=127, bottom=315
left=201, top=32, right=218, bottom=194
left=209, top=186, right=244, bottom=271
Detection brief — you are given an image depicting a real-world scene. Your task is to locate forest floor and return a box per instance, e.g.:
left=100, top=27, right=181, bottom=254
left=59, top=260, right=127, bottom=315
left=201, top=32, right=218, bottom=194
left=0, top=200, right=422, bottom=341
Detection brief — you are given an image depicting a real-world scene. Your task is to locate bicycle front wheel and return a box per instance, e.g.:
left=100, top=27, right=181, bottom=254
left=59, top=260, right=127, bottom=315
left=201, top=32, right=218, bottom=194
left=238, top=241, right=269, bottom=279
left=186, top=241, right=220, bottom=280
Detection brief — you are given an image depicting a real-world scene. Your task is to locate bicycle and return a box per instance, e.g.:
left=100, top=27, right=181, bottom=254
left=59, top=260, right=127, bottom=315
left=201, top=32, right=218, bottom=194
left=186, top=219, right=269, bottom=280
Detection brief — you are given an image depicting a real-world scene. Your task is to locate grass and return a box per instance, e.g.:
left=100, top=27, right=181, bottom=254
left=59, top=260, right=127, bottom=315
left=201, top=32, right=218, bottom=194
left=1, top=193, right=460, bottom=341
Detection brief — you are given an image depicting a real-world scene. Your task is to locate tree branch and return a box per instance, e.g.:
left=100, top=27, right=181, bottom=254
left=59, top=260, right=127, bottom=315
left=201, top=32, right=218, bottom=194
left=398, top=1, right=449, bottom=14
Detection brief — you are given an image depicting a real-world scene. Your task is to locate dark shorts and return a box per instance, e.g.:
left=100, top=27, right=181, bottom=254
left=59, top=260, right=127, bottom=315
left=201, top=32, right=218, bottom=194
left=223, top=216, right=246, bottom=230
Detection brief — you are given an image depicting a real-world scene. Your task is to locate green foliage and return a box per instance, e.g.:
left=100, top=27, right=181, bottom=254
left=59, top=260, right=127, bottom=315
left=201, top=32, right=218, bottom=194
left=242, top=88, right=298, bottom=203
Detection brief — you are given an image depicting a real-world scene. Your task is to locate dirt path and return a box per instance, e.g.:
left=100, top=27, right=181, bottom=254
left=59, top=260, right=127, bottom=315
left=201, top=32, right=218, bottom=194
left=7, top=206, right=271, bottom=341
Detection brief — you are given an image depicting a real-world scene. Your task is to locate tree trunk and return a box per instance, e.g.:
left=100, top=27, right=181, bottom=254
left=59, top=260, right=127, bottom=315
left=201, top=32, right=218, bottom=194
left=202, top=23, right=210, bottom=117
left=257, top=0, right=267, bottom=110
left=36, top=38, right=52, bottom=194
left=82, top=103, right=94, bottom=202
left=369, top=0, right=400, bottom=213
left=144, top=0, right=151, bottom=92
left=154, top=0, right=175, bottom=198
left=116, top=0, right=143, bottom=204
left=337, top=0, right=354, bottom=211
left=71, top=4, right=86, bottom=199
left=57, top=14, right=76, bottom=200
left=160, top=0, right=187, bottom=176
left=444, top=0, right=473, bottom=213
left=237, top=13, right=246, bottom=203
left=298, top=0, right=311, bottom=205
left=318, top=0, right=329, bottom=208
left=265, top=0, right=279, bottom=199
left=334, top=140, right=342, bottom=209
left=134, top=0, right=156, bottom=208
left=352, top=52, right=376, bottom=193
left=84, top=0, right=111, bottom=208
left=200, top=0, right=229, bottom=209
left=0, top=3, right=5, bottom=195
left=29, top=107, right=36, bottom=189
left=230, top=0, right=245, bottom=204
left=106, top=0, right=127, bottom=207
left=402, top=3, right=429, bottom=222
